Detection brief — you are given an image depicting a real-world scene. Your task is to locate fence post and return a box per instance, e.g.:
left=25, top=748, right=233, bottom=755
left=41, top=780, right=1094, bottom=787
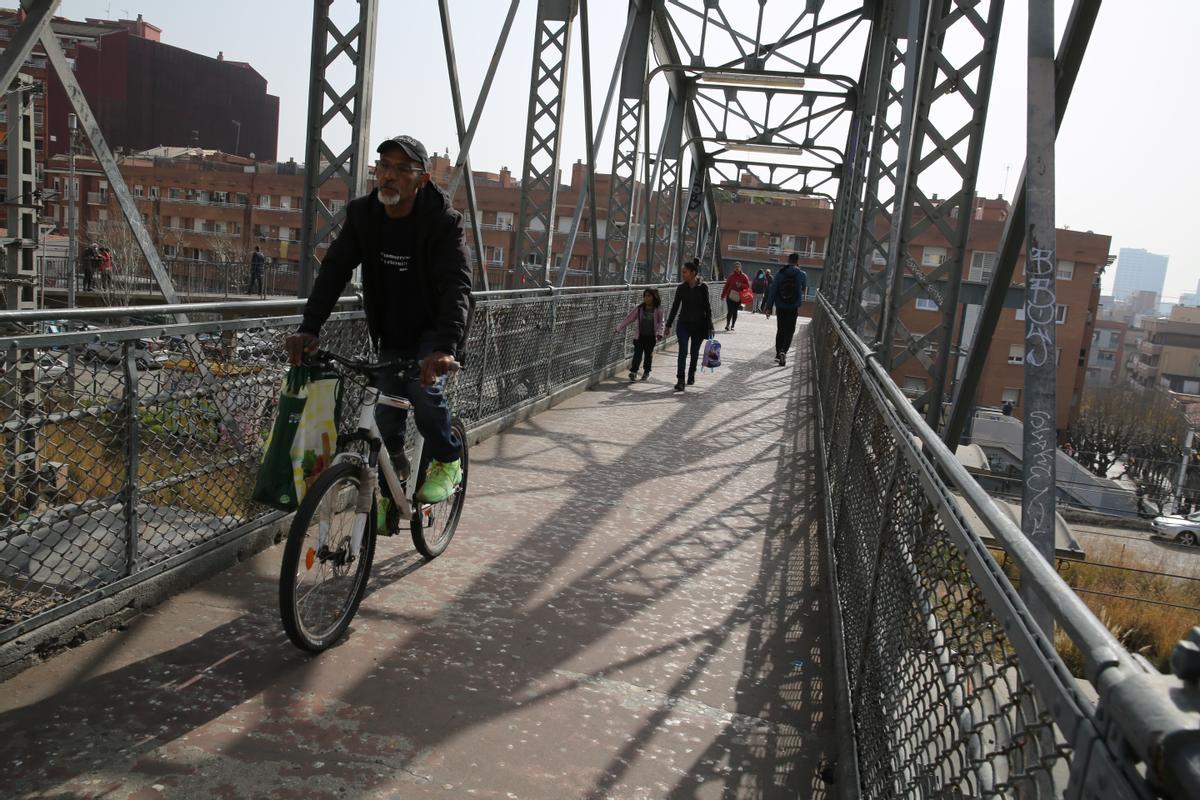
left=545, top=289, right=559, bottom=392
left=122, top=342, right=141, bottom=576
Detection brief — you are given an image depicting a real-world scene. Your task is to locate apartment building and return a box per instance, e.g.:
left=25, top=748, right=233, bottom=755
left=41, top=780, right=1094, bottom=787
left=1132, top=306, right=1200, bottom=395
left=1086, top=319, right=1127, bottom=386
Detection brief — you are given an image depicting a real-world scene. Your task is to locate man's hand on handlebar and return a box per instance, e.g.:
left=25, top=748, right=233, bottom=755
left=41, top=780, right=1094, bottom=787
left=419, top=351, right=456, bottom=388
left=285, top=332, right=320, bottom=366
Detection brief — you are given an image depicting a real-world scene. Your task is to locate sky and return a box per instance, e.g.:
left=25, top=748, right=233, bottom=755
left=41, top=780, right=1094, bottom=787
left=52, top=0, right=1200, bottom=302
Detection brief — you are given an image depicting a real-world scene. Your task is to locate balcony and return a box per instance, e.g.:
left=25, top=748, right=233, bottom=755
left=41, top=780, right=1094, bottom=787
left=1132, top=358, right=1159, bottom=379
left=86, top=192, right=107, bottom=206
left=727, top=242, right=824, bottom=261
left=1138, top=339, right=1163, bottom=357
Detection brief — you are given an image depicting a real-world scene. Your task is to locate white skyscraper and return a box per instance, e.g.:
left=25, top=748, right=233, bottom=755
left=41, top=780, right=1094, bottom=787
left=1111, top=248, right=1169, bottom=302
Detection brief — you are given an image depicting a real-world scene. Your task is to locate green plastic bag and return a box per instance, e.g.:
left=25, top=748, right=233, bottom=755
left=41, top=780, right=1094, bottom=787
left=252, top=366, right=340, bottom=511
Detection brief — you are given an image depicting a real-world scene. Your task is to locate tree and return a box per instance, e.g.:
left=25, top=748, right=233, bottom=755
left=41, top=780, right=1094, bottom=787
left=1064, top=386, right=1191, bottom=515
left=87, top=217, right=150, bottom=307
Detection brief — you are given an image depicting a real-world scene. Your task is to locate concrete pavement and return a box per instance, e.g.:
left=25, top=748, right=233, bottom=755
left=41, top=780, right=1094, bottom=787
left=0, top=313, right=832, bottom=799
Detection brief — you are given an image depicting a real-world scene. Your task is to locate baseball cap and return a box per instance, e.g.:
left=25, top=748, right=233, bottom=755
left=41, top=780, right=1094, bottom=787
left=376, top=135, right=429, bottom=171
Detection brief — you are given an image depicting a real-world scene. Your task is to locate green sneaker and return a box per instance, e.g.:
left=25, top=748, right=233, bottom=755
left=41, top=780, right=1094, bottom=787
left=376, top=495, right=393, bottom=535
left=416, top=458, right=462, bottom=504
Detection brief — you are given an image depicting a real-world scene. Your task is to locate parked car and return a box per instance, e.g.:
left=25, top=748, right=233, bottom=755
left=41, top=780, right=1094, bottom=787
left=82, top=340, right=165, bottom=370
left=1150, top=511, right=1200, bottom=546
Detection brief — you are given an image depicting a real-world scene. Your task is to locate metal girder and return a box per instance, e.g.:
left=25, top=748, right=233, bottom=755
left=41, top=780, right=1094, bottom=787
left=298, top=0, right=378, bottom=298
left=445, top=0, right=520, bottom=201
left=644, top=91, right=686, bottom=279
left=826, top=1, right=893, bottom=314
left=438, top=0, right=504, bottom=293
left=38, top=29, right=184, bottom=310
left=556, top=0, right=640, bottom=288
left=877, top=0, right=1006, bottom=431
left=513, top=0, right=579, bottom=287
left=845, top=1, right=924, bottom=338
left=3, top=77, right=37, bottom=313
left=1019, top=0, right=1059, bottom=635
left=604, top=1, right=653, bottom=283
left=0, top=1, right=58, bottom=97
left=944, top=0, right=1103, bottom=450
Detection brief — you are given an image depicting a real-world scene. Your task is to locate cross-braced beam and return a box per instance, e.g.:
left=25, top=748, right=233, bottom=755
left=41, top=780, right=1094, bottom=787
left=513, top=0, right=578, bottom=287
left=298, top=0, right=378, bottom=297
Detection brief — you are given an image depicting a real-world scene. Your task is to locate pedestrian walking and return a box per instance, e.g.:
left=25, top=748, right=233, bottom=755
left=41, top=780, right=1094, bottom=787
left=751, top=269, right=769, bottom=313
left=248, top=245, right=266, bottom=296
left=720, top=261, right=751, bottom=331
left=616, top=288, right=664, bottom=382
left=97, top=246, right=114, bottom=290
left=665, top=258, right=714, bottom=392
left=764, top=252, right=807, bottom=367
left=760, top=270, right=774, bottom=313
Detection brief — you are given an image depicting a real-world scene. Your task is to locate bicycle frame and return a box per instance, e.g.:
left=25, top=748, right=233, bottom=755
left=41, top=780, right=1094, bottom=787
left=327, top=384, right=426, bottom=561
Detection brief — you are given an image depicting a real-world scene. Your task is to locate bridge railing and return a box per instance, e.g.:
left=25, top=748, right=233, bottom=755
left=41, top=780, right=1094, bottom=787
left=810, top=292, right=1199, bottom=799
left=0, top=283, right=723, bottom=663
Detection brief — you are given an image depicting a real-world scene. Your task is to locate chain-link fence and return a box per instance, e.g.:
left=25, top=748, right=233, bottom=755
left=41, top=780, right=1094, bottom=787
left=810, top=293, right=1199, bottom=799
left=0, top=283, right=726, bottom=651
left=38, top=257, right=297, bottom=300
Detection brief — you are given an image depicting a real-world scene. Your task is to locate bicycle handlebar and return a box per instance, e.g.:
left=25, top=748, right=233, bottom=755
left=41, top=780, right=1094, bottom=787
left=308, top=349, right=462, bottom=378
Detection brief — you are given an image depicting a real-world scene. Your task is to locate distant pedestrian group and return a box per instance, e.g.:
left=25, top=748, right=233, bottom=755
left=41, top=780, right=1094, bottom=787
left=614, top=253, right=808, bottom=394
left=81, top=242, right=113, bottom=291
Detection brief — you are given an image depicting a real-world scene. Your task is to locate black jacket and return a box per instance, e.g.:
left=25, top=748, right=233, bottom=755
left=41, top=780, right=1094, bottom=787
left=300, top=184, right=473, bottom=357
left=665, top=281, right=713, bottom=334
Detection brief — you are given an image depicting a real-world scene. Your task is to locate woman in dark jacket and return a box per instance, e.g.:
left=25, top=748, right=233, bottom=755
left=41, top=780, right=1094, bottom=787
left=664, top=258, right=714, bottom=392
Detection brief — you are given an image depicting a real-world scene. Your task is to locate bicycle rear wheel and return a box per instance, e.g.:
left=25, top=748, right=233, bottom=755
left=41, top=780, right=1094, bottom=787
left=411, top=417, right=469, bottom=559
left=279, top=461, right=377, bottom=651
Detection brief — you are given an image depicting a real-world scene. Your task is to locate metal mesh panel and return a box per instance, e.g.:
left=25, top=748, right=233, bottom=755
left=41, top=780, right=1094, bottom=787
left=0, top=286, right=689, bottom=641
left=808, top=295, right=1187, bottom=798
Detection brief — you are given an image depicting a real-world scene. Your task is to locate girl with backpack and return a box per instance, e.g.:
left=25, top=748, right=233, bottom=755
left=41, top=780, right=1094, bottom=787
left=664, top=259, right=714, bottom=392
left=616, top=288, right=664, bottom=382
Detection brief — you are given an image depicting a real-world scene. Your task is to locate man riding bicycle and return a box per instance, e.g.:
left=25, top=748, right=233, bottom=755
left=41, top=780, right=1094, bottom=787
left=285, top=134, right=472, bottom=505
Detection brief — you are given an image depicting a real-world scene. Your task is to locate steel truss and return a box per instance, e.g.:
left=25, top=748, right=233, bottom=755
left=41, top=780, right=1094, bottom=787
left=298, top=0, right=378, bottom=298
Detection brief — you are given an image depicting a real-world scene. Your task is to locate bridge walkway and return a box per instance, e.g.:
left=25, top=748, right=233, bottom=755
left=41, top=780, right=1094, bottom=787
left=0, top=314, right=832, bottom=799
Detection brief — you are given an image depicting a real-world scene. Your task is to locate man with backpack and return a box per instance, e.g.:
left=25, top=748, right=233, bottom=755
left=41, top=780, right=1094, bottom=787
left=764, top=252, right=808, bottom=367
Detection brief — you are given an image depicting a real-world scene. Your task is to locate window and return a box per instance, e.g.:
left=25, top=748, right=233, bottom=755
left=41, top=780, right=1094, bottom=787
left=211, top=191, right=229, bottom=204
left=149, top=186, right=160, bottom=199
left=915, top=297, right=938, bottom=311
left=162, top=244, right=178, bottom=257
left=489, top=246, right=503, bottom=264
left=235, top=193, right=249, bottom=206
left=279, top=227, right=291, bottom=241
left=1001, top=387, right=1021, bottom=405
left=133, top=185, right=144, bottom=198
left=558, top=216, right=572, bottom=234
left=495, top=211, right=513, bottom=229
left=169, top=187, right=185, bottom=199
left=595, top=219, right=607, bottom=239
left=1057, top=260, right=1075, bottom=281
left=1014, top=304, right=1068, bottom=324
left=922, top=246, right=947, bottom=267
left=1008, top=345, right=1024, bottom=365
left=258, top=194, right=271, bottom=208
left=969, top=251, right=996, bottom=282
left=280, top=196, right=292, bottom=209
left=329, top=198, right=343, bottom=214
left=737, top=231, right=757, bottom=248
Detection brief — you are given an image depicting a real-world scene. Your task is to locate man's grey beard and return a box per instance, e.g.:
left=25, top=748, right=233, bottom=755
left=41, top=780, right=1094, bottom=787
left=379, top=189, right=400, bottom=206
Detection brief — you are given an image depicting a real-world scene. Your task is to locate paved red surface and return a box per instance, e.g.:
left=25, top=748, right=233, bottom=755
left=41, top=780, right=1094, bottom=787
left=0, top=314, right=832, bottom=799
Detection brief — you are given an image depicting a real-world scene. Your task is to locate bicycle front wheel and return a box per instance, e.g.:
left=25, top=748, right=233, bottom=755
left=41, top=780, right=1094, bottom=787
left=411, top=417, right=469, bottom=559
left=279, top=461, right=377, bottom=652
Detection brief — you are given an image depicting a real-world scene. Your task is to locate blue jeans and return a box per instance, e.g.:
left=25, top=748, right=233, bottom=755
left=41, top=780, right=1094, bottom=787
left=675, top=322, right=706, bottom=380
left=376, top=337, right=461, bottom=464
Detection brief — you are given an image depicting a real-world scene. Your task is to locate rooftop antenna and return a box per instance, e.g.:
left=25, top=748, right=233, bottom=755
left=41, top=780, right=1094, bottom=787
left=1001, top=163, right=1012, bottom=199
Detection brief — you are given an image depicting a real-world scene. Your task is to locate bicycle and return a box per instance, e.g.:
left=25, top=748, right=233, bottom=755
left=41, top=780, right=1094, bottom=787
left=278, top=349, right=469, bottom=652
